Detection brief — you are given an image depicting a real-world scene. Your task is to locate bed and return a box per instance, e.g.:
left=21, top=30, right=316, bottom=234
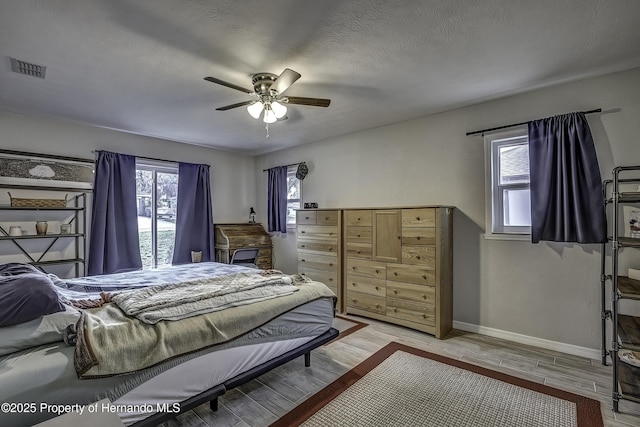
left=0, top=262, right=338, bottom=426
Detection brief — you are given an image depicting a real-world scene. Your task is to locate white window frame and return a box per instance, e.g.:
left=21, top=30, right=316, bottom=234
left=484, top=127, right=531, bottom=240
left=136, top=159, right=179, bottom=267
left=286, top=165, right=302, bottom=228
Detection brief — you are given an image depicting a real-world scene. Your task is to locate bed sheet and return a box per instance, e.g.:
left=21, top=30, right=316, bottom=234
left=0, top=297, right=334, bottom=427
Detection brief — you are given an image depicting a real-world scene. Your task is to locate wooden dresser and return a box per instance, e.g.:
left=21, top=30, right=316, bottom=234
left=214, top=223, right=273, bottom=270
left=296, top=209, right=343, bottom=312
left=343, top=207, right=453, bottom=338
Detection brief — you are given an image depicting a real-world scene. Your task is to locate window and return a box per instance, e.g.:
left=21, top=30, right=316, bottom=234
left=485, top=129, right=531, bottom=238
left=136, top=161, right=179, bottom=268
left=286, top=166, right=302, bottom=226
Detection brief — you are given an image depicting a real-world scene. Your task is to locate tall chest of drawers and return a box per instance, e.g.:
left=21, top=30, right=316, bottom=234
left=344, top=207, right=453, bottom=338
left=296, top=209, right=343, bottom=312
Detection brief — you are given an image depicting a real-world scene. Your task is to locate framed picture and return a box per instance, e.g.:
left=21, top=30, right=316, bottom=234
left=0, top=149, right=94, bottom=189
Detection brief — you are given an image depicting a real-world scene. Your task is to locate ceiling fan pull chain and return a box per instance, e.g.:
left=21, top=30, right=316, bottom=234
left=265, top=123, right=270, bottom=139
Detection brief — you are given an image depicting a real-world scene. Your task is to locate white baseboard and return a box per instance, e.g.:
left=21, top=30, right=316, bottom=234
left=453, top=321, right=601, bottom=361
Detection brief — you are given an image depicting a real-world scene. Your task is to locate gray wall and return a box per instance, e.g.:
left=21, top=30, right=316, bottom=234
left=256, top=67, right=640, bottom=354
left=0, top=110, right=256, bottom=223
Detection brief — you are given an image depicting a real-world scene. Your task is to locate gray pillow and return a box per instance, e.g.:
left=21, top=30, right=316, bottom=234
left=0, top=272, right=65, bottom=327
left=0, top=305, right=81, bottom=356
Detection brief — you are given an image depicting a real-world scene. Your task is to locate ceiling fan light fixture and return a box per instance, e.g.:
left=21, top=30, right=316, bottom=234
left=263, top=106, right=277, bottom=124
left=271, top=100, right=287, bottom=119
left=247, top=101, right=264, bottom=119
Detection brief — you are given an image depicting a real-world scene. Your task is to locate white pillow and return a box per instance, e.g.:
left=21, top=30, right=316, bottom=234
left=0, top=305, right=81, bottom=356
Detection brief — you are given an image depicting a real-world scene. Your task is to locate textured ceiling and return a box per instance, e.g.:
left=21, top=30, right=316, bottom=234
left=1, top=1, right=639, bottom=155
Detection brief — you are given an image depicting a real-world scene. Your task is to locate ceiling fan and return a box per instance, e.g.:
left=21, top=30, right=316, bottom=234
left=204, top=68, right=330, bottom=124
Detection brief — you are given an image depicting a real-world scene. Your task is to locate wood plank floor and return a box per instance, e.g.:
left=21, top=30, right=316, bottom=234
left=159, top=315, right=640, bottom=427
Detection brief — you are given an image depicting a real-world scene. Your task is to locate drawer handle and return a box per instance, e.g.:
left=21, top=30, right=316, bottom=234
left=417, top=236, right=421, bottom=240
left=329, top=278, right=333, bottom=282
left=352, top=299, right=357, bottom=303
left=393, top=289, right=398, bottom=294
left=394, top=308, right=398, bottom=313
left=301, top=259, right=306, bottom=262
left=325, top=217, right=329, bottom=220
left=352, top=266, right=357, bottom=270
left=329, top=263, right=334, bottom=267
left=305, top=216, right=310, bottom=220
left=357, top=250, right=361, bottom=254
left=423, top=314, right=427, bottom=319
left=301, top=245, right=306, bottom=248
left=375, top=269, right=380, bottom=273
left=422, top=275, right=427, bottom=279
left=422, top=294, right=427, bottom=299
left=329, top=247, right=334, bottom=251
left=416, top=216, right=420, bottom=220
left=357, top=217, right=361, bottom=221
left=375, top=304, right=380, bottom=308
left=416, top=255, right=421, bottom=260
left=375, top=286, right=379, bottom=291
left=301, top=231, right=306, bottom=234
left=352, top=282, right=357, bottom=286
left=393, top=272, right=398, bottom=276
left=357, top=234, right=361, bottom=237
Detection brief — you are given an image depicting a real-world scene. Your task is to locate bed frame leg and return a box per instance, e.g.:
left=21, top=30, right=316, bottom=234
left=305, top=352, right=311, bottom=367
left=210, top=397, right=218, bottom=412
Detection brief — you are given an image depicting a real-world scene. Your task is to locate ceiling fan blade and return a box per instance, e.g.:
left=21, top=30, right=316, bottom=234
left=215, top=100, right=255, bottom=111
left=271, top=68, right=301, bottom=95
left=285, top=97, right=331, bottom=107
left=204, top=76, right=252, bottom=94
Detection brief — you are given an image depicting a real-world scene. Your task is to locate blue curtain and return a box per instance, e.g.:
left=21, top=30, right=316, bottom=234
left=528, top=112, right=606, bottom=243
left=172, top=162, right=214, bottom=265
left=268, top=166, right=288, bottom=233
left=88, top=151, right=142, bottom=275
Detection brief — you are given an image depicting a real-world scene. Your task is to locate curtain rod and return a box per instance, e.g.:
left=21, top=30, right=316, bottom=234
left=262, top=162, right=301, bottom=172
left=465, top=108, right=602, bottom=137
left=93, top=150, right=178, bottom=165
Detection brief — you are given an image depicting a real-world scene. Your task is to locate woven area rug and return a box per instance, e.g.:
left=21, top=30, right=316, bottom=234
left=271, top=342, right=603, bottom=427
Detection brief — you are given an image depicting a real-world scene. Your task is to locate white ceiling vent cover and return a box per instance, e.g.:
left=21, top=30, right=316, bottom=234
left=10, top=57, right=46, bottom=79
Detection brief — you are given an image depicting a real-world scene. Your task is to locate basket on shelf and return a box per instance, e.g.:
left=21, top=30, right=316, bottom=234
left=7, top=192, right=68, bottom=208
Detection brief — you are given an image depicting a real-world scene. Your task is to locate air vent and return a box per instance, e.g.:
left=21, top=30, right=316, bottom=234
left=10, top=57, right=46, bottom=79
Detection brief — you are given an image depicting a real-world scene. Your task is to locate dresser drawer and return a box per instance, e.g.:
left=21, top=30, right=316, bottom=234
left=346, top=258, right=386, bottom=279
left=386, top=264, right=435, bottom=285
left=346, top=226, right=372, bottom=243
left=401, top=227, right=435, bottom=246
left=346, top=275, right=386, bottom=297
left=297, top=225, right=339, bottom=240
left=402, top=208, right=436, bottom=227
left=297, top=240, right=338, bottom=254
left=347, top=291, right=386, bottom=314
left=386, top=298, right=435, bottom=326
left=316, top=211, right=339, bottom=226
left=401, top=246, right=436, bottom=267
left=346, top=243, right=372, bottom=259
left=296, top=210, right=317, bottom=225
left=298, top=253, right=338, bottom=272
left=299, top=267, right=338, bottom=290
left=386, top=281, right=435, bottom=304
left=345, top=210, right=372, bottom=226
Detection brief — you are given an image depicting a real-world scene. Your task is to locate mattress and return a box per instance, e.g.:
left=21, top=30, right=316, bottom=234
left=0, top=297, right=334, bottom=427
